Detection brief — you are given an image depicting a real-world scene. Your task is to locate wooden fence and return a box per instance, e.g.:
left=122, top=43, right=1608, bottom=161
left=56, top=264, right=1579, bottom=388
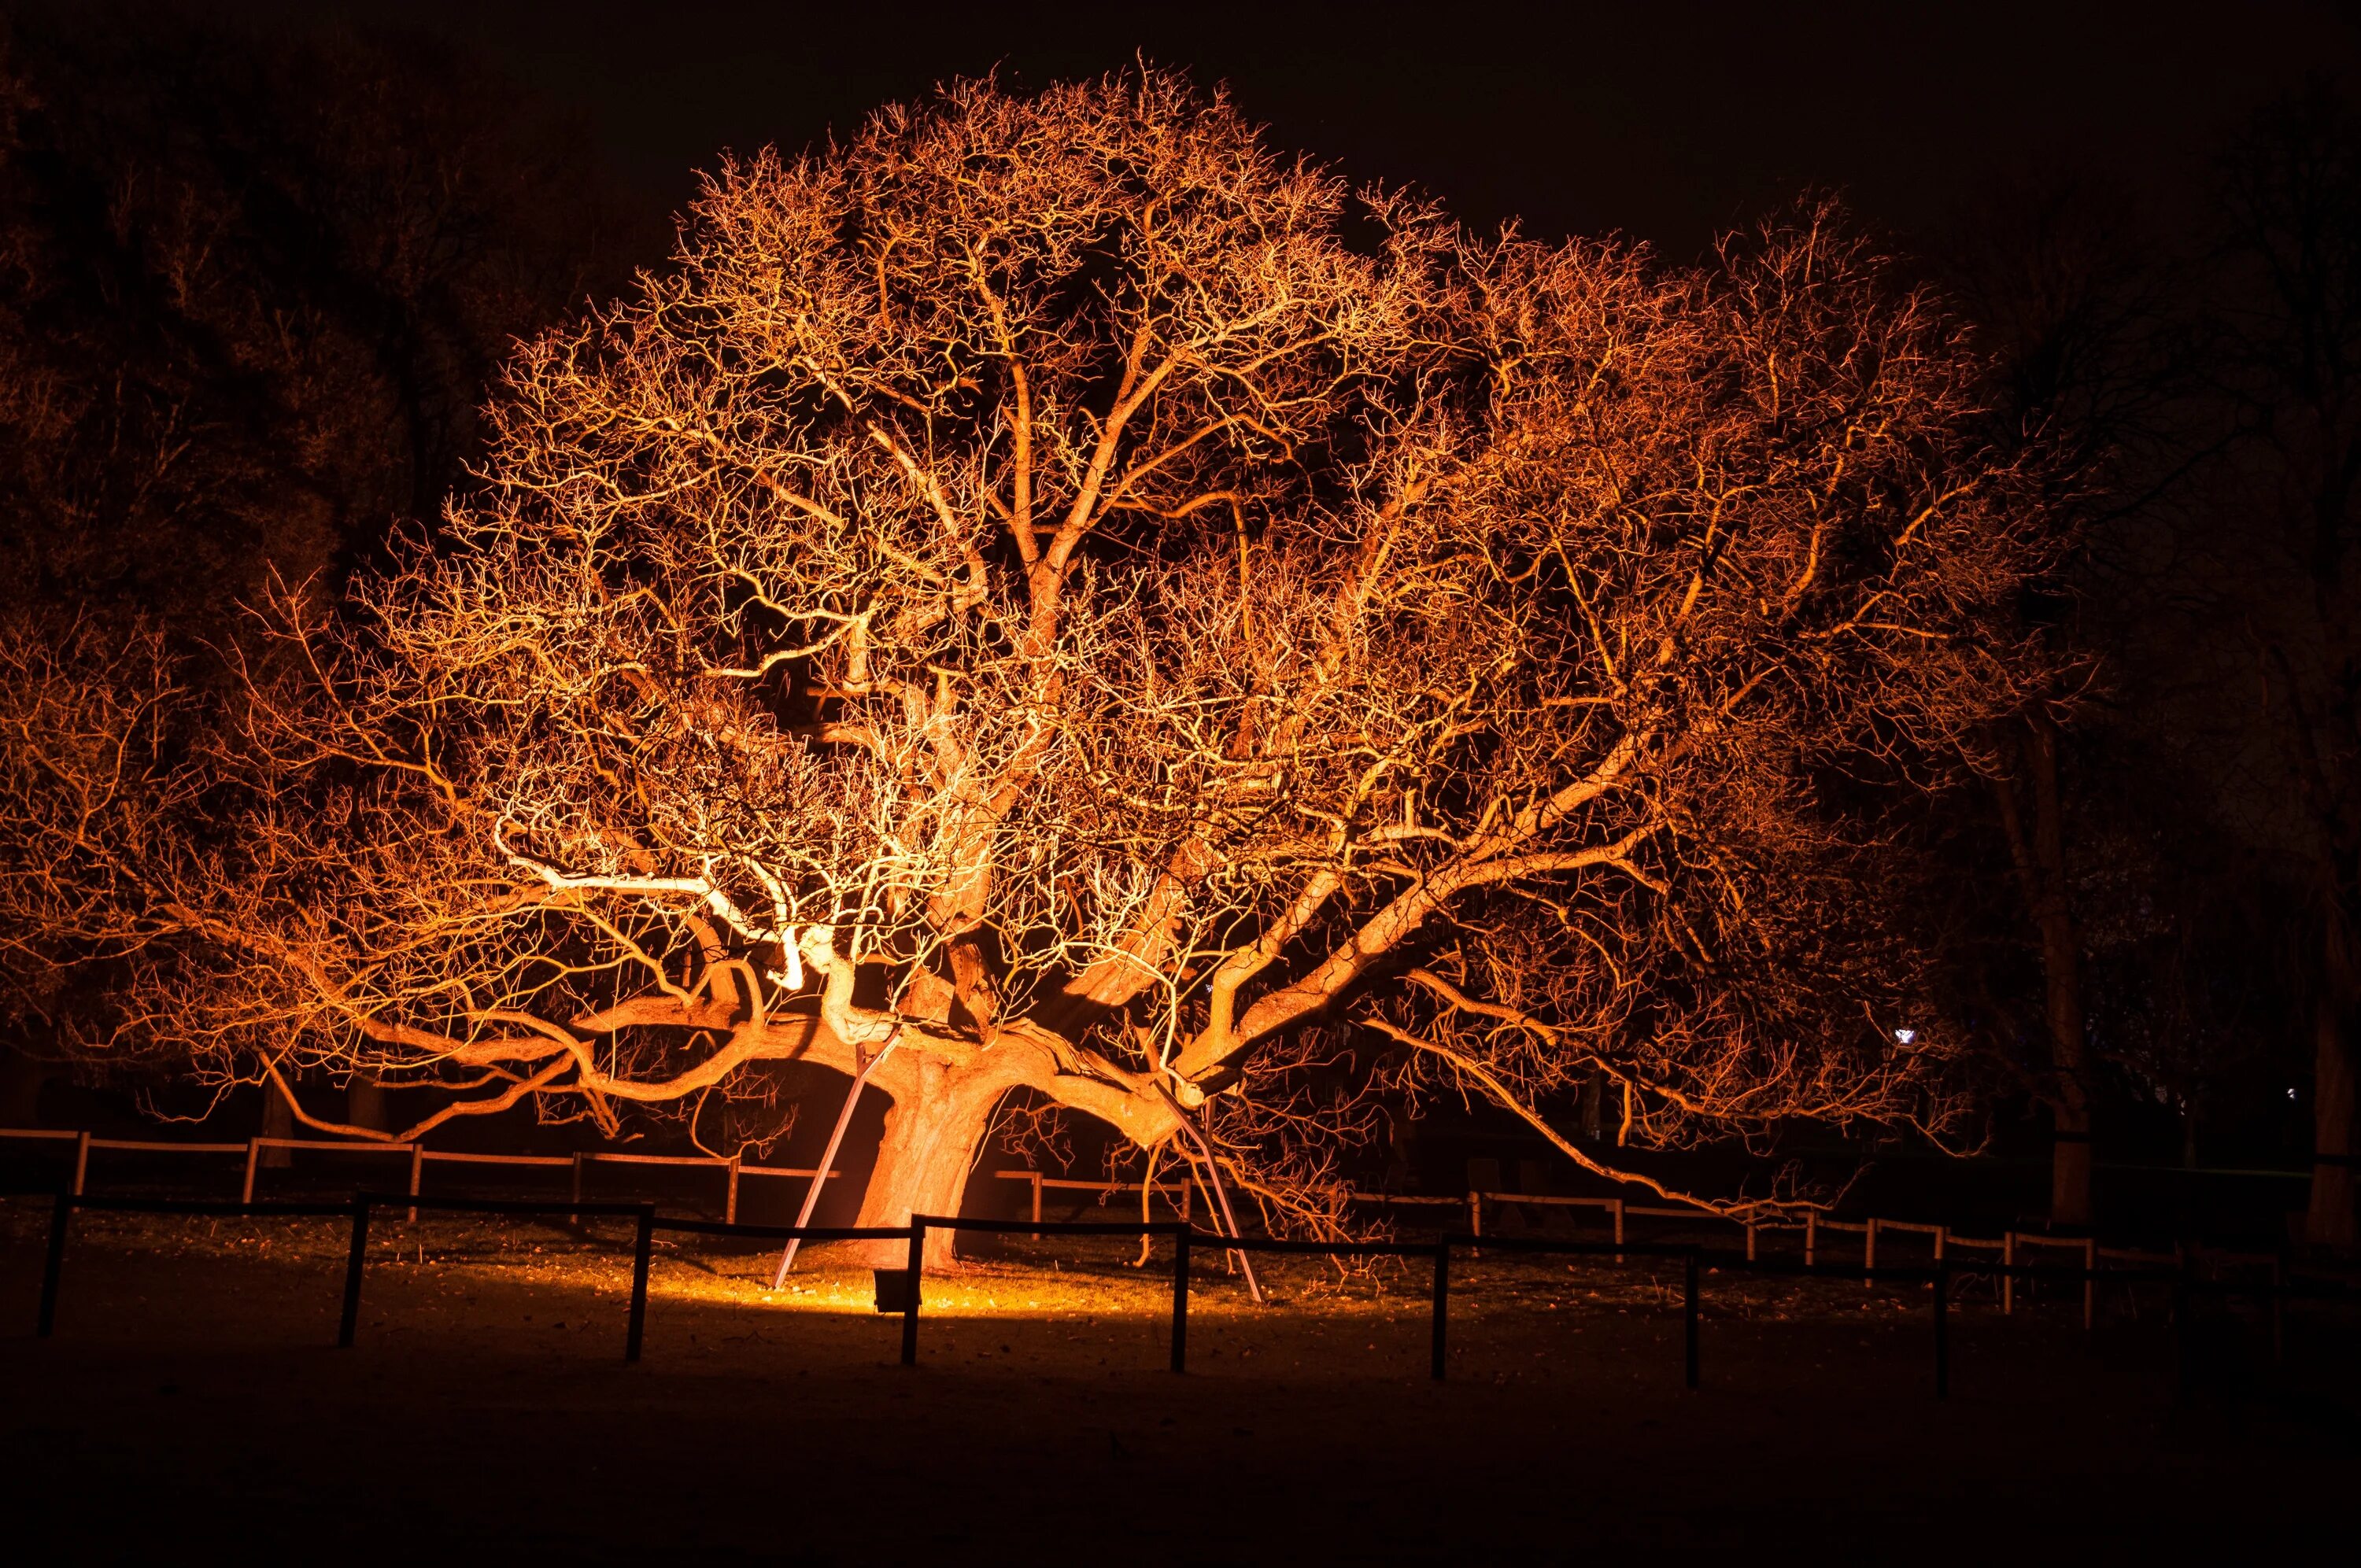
left=0, top=1127, right=837, bottom=1227
left=992, top=1168, right=1192, bottom=1234
left=0, top=1126, right=2305, bottom=1326
left=1352, top=1183, right=2202, bottom=1324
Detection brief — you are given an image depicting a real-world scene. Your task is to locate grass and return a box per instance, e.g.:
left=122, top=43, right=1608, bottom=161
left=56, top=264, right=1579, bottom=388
left=2, top=1201, right=2355, bottom=1562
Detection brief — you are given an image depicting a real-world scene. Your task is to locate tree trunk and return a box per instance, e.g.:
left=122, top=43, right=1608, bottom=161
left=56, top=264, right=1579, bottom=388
left=850, top=1057, right=1020, bottom=1271
left=2307, top=935, right=2358, bottom=1249
left=0, top=1045, right=45, bottom=1127
left=347, top=1078, right=389, bottom=1133
left=1993, top=713, right=2094, bottom=1227
left=260, top=1075, right=294, bottom=1168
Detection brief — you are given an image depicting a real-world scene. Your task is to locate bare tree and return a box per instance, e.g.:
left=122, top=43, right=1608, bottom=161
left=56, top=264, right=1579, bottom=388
left=2208, top=86, right=2361, bottom=1248
left=1, top=73, right=2057, bottom=1264
left=1935, top=175, right=2202, bottom=1229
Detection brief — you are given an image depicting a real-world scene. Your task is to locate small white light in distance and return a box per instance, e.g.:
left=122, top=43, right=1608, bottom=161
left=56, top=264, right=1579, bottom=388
left=1894, top=1028, right=1916, bottom=1046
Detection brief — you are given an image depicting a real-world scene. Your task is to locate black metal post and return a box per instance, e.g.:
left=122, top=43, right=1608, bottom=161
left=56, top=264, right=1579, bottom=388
left=1933, top=1261, right=1949, bottom=1400
left=2270, top=1266, right=2285, bottom=1366
left=2171, top=1256, right=2192, bottom=1407
left=338, top=1195, right=371, bottom=1348
left=1683, top=1246, right=1700, bottom=1390
left=1170, top=1227, right=1190, bottom=1374
left=1430, top=1240, right=1451, bottom=1382
left=625, top=1204, right=654, bottom=1363
left=36, top=1190, right=71, bottom=1337
left=900, top=1219, right=925, bottom=1367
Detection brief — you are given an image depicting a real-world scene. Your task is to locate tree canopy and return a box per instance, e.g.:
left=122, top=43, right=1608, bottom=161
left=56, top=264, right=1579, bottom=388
left=2, top=70, right=2060, bottom=1249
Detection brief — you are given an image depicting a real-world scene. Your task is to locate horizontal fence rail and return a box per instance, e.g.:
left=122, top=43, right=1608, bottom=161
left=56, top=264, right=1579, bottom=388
left=0, top=1126, right=844, bottom=1227
left=12, top=1131, right=2355, bottom=1404
left=0, top=1125, right=2305, bottom=1284
left=17, top=1189, right=2352, bottom=1403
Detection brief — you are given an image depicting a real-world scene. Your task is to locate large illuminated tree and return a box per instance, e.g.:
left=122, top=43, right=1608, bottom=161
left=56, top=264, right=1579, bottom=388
left=3, top=73, right=2054, bottom=1264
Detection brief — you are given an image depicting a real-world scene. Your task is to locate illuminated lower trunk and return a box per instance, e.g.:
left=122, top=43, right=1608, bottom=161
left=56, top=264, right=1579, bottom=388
left=850, top=1057, right=1018, bottom=1271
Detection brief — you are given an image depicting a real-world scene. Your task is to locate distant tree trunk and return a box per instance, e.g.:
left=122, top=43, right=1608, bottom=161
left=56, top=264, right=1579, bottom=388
left=259, top=1075, right=294, bottom=1167
left=347, top=1078, right=389, bottom=1134
left=0, top=1045, right=45, bottom=1127
left=1580, top=1066, right=1606, bottom=1142
left=849, top=1059, right=1020, bottom=1271
left=1382, top=1096, right=1420, bottom=1190
left=1993, top=712, right=2094, bottom=1227
left=2307, top=924, right=2358, bottom=1248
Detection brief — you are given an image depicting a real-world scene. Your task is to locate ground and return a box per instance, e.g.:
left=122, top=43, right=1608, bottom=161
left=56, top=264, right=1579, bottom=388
left=2, top=1205, right=2355, bottom=1563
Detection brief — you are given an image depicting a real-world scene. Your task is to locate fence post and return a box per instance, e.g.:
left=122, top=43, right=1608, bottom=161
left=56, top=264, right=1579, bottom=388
left=242, top=1137, right=260, bottom=1205
left=2171, top=1253, right=2191, bottom=1406
left=1170, top=1227, right=1190, bottom=1374
left=1805, top=1210, right=1817, bottom=1268
left=726, top=1155, right=741, bottom=1227
left=1934, top=1261, right=1949, bottom=1400
left=2002, top=1233, right=2015, bottom=1315
left=1469, top=1192, right=1482, bottom=1257
left=900, top=1220, right=926, bottom=1367
left=2270, top=1259, right=2284, bottom=1365
left=338, top=1195, right=371, bottom=1348
left=1935, top=1227, right=1947, bottom=1263
left=1430, top=1240, right=1451, bottom=1382
left=2082, top=1239, right=2095, bottom=1334
left=1745, top=1216, right=1757, bottom=1263
left=626, top=1205, right=654, bottom=1363
left=1031, top=1171, right=1043, bottom=1239
left=571, top=1151, right=585, bottom=1207
left=36, top=1190, right=71, bottom=1337
left=1683, top=1246, right=1700, bottom=1390
left=1612, top=1198, right=1624, bottom=1264
left=70, top=1129, right=90, bottom=1197
left=407, top=1144, right=423, bottom=1225
left=1864, top=1218, right=1878, bottom=1289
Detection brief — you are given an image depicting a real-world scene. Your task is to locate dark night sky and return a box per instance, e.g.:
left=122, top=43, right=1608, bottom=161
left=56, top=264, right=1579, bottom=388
left=196, top=0, right=2361, bottom=256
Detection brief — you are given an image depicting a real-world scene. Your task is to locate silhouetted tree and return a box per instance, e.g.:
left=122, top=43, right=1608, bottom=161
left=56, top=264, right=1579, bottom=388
left=0, top=6, right=630, bottom=1110
left=2204, top=85, right=2361, bottom=1246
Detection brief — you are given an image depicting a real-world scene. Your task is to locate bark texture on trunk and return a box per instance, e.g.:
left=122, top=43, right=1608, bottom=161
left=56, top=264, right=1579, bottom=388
left=850, top=1057, right=1025, bottom=1271
left=701, top=989, right=1183, bottom=1274
left=1993, top=714, right=2094, bottom=1227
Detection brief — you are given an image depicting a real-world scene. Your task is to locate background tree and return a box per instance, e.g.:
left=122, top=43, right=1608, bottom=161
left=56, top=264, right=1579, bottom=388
left=1931, top=87, right=2361, bottom=1248
left=2185, top=84, right=2361, bottom=1247
left=0, top=6, right=630, bottom=1124
left=2, top=72, right=2060, bottom=1264
left=1931, top=177, right=2193, bottom=1227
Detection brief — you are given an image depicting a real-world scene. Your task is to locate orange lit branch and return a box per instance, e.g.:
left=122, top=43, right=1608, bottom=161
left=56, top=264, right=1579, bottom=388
left=0, top=73, right=2059, bottom=1256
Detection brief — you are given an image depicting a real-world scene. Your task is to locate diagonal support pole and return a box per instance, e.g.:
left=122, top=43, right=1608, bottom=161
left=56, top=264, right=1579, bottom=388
left=772, top=1028, right=899, bottom=1286
left=1156, top=1082, right=1262, bottom=1304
